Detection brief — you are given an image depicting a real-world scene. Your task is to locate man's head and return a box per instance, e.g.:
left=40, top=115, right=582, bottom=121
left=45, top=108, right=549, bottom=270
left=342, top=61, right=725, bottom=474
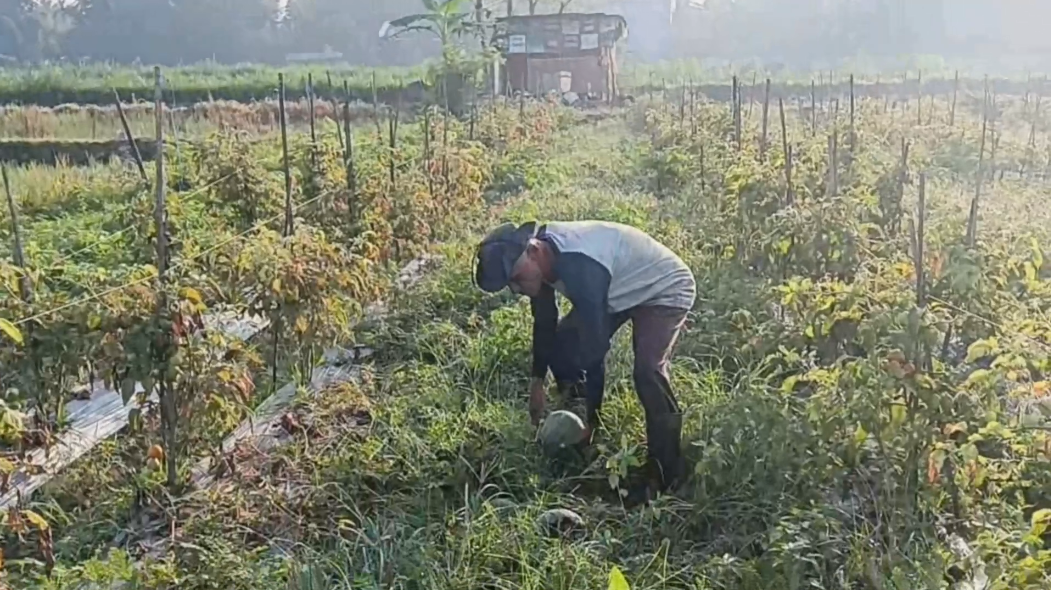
left=475, top=221, right=552, bottom=297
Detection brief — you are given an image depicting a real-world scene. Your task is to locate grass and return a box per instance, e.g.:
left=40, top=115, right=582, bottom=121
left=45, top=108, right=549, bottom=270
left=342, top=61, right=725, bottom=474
left=4, top=78, right=1051, bottom=589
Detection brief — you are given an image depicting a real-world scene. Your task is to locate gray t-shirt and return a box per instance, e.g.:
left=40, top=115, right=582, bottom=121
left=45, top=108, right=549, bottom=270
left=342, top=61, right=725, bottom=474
left=529, top=220, right=696, bottom=380
left=542, top=221, right=696, bottom=312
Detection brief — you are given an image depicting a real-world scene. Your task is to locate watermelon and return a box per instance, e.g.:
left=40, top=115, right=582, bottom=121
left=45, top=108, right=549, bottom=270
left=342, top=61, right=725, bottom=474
left=536, top=508, right=585, bottom=538
left=538, top=410, right=587, bottom=453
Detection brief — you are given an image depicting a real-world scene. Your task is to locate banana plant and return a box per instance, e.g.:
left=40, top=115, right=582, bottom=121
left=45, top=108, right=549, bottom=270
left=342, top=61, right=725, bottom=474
left=378, top=0, right=479, bottom=51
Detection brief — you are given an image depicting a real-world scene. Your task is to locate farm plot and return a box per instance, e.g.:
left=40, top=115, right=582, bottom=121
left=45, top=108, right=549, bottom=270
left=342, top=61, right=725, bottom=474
left=2, top=72, right=1051, bottom=590
left=0, top=85, right=572, bottom=582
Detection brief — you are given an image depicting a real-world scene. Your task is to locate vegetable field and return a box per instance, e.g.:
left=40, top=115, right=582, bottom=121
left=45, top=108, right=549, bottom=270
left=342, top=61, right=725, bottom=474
left=1, top=64, right=1050, bottom=590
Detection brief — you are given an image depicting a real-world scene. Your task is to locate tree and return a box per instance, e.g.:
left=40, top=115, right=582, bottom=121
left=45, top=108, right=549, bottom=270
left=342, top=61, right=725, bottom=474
left=0, top=0, right=33, bottom=59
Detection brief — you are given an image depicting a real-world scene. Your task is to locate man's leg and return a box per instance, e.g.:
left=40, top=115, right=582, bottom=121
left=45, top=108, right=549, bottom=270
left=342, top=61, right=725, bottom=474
left=629, top=305, right=689, bottom=493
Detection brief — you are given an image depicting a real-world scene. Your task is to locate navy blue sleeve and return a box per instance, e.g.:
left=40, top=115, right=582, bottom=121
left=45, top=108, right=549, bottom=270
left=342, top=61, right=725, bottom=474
left=554, top=252, right=613, bottom=381
left=530, top=284, right=557, bottom=379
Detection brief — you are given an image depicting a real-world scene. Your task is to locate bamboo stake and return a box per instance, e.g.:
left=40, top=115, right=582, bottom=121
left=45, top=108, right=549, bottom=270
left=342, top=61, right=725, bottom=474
left=342, top=82, right=356, bottom=222
left=916, top=70, right=923, bottom=126
left=114, top=89, right=147, bottom=183
left=748, top=72, right=757, bottom=119
left=307, top=73, right=318, bottom=172
left=950, top=70, right=959, bottom=126
left=151, top=67, right=177, bottom=490
left=811, top=80, right=817, bottom=137
left=966, top=82, right=988, bottom=248
left=279, top=74, right=293, bottom=237
left=760, top=78, right=771, bottom=161
left=732, top=75, right=741, bottom=151
left=849, top=74, right=856, bottom=153
left=372, top=71, right=381, bottom=139
left=916, top=173, right=927, bottom=309
left=2, top=166, right=31, bottom=301
left=780, top=98, right=791, bottom=204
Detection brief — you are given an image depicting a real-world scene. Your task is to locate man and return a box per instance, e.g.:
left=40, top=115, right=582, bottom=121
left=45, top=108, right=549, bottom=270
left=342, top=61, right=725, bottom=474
left=474, top=220, right=696, bottom=501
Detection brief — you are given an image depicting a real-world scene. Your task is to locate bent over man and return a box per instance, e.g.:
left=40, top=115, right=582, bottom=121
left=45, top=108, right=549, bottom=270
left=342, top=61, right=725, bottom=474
left=474, top=220, right=696, bottom=502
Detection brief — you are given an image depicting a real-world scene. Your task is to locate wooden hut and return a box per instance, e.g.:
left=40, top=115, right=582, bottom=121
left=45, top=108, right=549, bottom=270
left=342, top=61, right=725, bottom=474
left=493, top=12, right=628, bottom=100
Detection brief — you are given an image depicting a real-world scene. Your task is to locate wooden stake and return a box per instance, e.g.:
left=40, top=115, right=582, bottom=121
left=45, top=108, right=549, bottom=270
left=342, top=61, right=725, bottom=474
left=732, top=75, right=741, bottom=151
left=916, top=70, right=923, bottom=126
left=950, top=70, right=959, bottom=127
left=827, top=132, right=838, bottom=198
left=372, top=71, right=381, bottom=139
left=388, top=107, right=399, bottom=190
left=849, top=74, right=856, bottom=153
left=2, top=166, right=32, bottom=301
left=760, top=78, right=771, bottom=160
left=967, top=83, right=988, bottom=248
left=916, top=173, right=927, bottom=309
left=307, top=73, right=318, bottom=172
left=423, top=106, right=434, bottom=197
left=811, top=80, right=817, bottom=137
left=114, top=89, right=147, bottom=183
left=342, top=82, right=356, bottom=221
left=748, top=71, right=757, bottom=119
left=779, top=98, right=791, bottom=204
left=278, top=74, right=293, bottom=237
left=152, top=67, right=177, bottom=490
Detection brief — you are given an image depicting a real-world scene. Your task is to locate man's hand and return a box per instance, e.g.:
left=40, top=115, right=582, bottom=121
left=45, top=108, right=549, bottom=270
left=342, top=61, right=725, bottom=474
left=528, top=378, right=547, bottom=426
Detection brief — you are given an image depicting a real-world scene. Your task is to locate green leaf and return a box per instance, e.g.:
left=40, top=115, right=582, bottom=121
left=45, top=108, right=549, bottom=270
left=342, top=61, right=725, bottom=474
left=180, top=287, right=203, bottom=304
left=965, top=338, right=999, bottom=364
left=853, top=424, right=869, bottom=448
left=0, top=318, right=23, bottom=345
left=608, top=566, right=630, bottom=590
left=1030, top=508, right=1051, bottom=537
left=890, top=404, right=906, bottom=429
left=120, top=377, right=137, bottom=406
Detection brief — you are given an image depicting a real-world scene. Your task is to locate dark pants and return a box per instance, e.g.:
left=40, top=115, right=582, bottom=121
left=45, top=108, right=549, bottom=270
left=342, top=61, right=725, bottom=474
left=549, top=305, right=687, bottom=428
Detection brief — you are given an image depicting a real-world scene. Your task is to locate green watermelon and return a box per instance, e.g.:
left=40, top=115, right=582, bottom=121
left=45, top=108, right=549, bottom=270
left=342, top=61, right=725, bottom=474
left=536, top=508, right=585, bottom=538
left=539, top=410, right=587, bottom=453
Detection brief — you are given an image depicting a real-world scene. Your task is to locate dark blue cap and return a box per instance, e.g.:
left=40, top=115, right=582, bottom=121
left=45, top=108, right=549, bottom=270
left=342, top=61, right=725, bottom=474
left=474, top=221, right=537, bottom=293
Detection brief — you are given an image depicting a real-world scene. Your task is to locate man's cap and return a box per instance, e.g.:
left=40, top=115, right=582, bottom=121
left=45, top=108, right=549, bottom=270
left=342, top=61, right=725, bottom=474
left=475, top=221, right=538, bottom=293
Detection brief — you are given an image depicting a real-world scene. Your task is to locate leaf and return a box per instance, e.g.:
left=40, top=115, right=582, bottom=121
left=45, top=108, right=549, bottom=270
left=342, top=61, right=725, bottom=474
left=128, top=408, right=142, bottom=433
left=965, top=338, right=999, bottom=364
left=22, top=509, right=48, bottom=531
left=0, top=319, right=23, bottom=345
left=608, top=566, right=630, bottom=590
left=943, top=422, right=968, bottom=437
left=927, top=449, right=946, bottom=484
left=853, top=424, right=869, bottom=448
left=180, top=287, right=203, bottom=304
left=1030, top=508, right=1051, bottom=537
left=890, top=404, right=907, bottom=429
left=120, top=377, right=137, bottom=406
left=1035, top=381, right=1051, bottom=398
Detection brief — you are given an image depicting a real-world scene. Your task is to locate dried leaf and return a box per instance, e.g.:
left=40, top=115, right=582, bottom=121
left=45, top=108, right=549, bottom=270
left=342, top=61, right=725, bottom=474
left=927, top=449, right=946, bottom=484
left=0, top=318, right=23, bottom=345
left=22, top=509, right=48, bottom=531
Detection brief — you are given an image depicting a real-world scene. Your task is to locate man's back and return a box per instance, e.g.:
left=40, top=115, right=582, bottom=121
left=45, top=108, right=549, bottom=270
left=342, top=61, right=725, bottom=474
left=540, top=221, right=696, bottom=313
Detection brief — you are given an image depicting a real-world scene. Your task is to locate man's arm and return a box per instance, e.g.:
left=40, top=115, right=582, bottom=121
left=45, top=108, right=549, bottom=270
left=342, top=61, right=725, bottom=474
left=554, top=253, right=612, bottom=413
left=530, top=283, right=558, bottom=380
